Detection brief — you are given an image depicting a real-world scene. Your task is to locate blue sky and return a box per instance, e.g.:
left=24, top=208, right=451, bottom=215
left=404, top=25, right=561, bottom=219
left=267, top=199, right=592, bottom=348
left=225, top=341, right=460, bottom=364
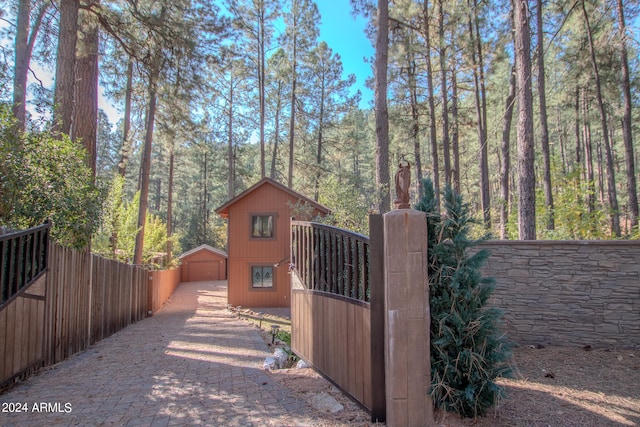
left=0, top=2, right=375, bottom=120
left=95, top=1, right=376, bottom=120
left=315, top=1, right=374, bottom=109
left=100, top=0, right=374, bottom=118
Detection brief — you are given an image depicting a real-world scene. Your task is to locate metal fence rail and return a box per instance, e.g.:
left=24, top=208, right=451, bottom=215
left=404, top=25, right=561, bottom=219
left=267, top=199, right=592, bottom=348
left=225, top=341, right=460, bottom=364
left=291, top=221, right=370, bottom=302
left=0, top=222, right=50, bottom=307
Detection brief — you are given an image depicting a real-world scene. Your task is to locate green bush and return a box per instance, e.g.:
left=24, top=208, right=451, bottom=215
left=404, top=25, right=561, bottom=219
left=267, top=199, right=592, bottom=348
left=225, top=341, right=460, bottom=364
left=276, top=329, right=292, bottom=346
left=0, top=104, right=102, bottom=248
left=416, top=178, right=512, bottom=418
left=92, top=176, right=179, bottom=267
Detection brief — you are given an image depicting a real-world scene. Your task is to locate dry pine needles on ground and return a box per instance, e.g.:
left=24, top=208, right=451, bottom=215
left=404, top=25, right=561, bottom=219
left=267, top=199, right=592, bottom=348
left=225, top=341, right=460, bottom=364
left=426, top=345, right=639, bottom=427
left=479, top=345, right=640, bottom=427
left=237, top=309, right=640, bottom=426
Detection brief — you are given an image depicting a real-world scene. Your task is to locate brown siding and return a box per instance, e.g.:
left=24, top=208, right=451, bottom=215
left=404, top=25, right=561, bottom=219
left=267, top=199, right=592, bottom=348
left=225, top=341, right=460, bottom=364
left=227, top=183, right=325, bottom=308
left=181, top=250, right=227, bottom=282
left=228, top=259, right=290, bottom=307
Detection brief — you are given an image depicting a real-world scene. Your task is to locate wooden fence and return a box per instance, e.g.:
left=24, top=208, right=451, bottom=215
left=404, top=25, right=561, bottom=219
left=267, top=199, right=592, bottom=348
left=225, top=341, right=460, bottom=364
left=1, top=225, right=183, bottom=390
left=290, top=220, right=384, bottom=417
left=148, top=268, right=182, bottom=314
left=44, top=244, right=148, bottom=366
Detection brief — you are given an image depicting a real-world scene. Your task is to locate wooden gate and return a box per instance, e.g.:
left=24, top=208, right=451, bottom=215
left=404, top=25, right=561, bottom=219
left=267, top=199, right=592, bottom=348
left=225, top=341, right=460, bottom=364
left=290, top=219, right=385, bottom=421
left=0, top=223, right=50, bottom=387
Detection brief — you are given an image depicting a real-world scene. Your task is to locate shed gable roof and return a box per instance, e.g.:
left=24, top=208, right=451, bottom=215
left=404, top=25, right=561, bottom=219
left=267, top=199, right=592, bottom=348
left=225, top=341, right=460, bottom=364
left=179, top=244, right=227, bottom=259
left=215, top=177, right=330, bottom=219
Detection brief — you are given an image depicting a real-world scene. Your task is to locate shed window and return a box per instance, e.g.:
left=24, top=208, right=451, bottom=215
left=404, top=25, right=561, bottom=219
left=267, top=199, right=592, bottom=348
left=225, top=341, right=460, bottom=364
left=252, top=266, right=274, bottom=288
left=252, top=215, right=274, bottom=238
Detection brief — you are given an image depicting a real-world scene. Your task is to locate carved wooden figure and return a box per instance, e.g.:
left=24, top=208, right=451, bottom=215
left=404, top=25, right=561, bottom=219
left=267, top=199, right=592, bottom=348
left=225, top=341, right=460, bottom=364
left=394, top=160, right=411, bottom=209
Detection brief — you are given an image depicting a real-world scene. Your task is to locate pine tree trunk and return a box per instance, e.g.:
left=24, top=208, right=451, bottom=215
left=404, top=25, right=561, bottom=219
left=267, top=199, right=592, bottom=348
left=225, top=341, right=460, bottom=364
left=438, top=0, right=451, bottom=187
left=271, top=83, right=282, bottom=180
left=314, top=84, right=325, bottom=202
left=118, top=58, right=134, bottom=177
left=582, top=87, right=595, bottom=215
left=514, top=0, right=536, bottom=239
left=582, top=0, right=620, bottom=237
left=468, top=0, right=490, bottom=228
left=12, top=0, right=47, bottom=130
left=451, top=62, right=461, bottom=193
left=407, top=49, right=423, bottom=198
left=202, top=152, right=208, bottom=242
left=375, top=0, right=390, bottom=213
left=167, top=145, right=174, bottom=262
left=537, top=0, right=554, bottom=230
left=154, top=179, right=161, bottom=212
left=616, top=0, right=638, bottom=230
left=597, top=141, right=605, bottom=206
left=575, top=86, right=581, bottom=168
left=133, top=7, right=165, bottom=265
left=288, top=28, right=297, bottom=188
left=228, top=71, right=235, bottom=199
left=556, top=110, right=567, bottom=175
left=133, top=81, right=158, bottom=265
left=52, top=0, right=79, bottom=136
left=12, top=0, right=29, bottom=131
left=259, top=5, right=266, bottom=179
left=423, top=0, right=440, bottom=196
left=72, top=4, right=99, bottom=174
left=500, top=66, right=516, bottom=239
left=477, top=3, right=490, bottom=228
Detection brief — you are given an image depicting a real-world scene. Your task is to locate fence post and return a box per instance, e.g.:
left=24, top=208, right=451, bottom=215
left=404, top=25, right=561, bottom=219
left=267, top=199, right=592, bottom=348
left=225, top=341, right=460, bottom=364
left=369, top=214, right=386, bottom=422
left=147, top=271, right=154, bottom=315
left=383, top=209, right=433, bottom=426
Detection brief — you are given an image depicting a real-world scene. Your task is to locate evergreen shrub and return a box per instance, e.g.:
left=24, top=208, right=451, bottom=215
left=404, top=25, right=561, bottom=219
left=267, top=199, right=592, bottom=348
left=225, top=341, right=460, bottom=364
left=416, top=178, right=512, bottom=418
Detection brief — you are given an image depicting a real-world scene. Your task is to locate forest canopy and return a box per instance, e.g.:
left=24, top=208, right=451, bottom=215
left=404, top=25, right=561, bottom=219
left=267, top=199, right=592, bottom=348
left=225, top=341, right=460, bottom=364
left=1, top=0, right=639, bottom=261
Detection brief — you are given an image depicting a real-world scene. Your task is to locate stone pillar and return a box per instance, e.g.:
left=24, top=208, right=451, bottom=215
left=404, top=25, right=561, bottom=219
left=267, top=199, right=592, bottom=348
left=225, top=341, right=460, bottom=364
left=383, top=209, right=433, bottom=426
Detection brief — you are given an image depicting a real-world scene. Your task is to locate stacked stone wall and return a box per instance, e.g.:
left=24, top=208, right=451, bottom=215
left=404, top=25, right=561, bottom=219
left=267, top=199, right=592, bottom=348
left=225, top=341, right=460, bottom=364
left=477, top=240, right=640, bottom=349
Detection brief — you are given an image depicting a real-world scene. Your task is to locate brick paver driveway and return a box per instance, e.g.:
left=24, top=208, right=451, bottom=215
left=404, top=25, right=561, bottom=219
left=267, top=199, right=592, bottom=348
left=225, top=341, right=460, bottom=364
left=0, top=281, right=324, bottom=426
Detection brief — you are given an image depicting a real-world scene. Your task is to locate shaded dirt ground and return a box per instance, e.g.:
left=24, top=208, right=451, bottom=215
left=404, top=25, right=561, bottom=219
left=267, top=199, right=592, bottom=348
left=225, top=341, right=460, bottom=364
left=437, top=345, right=640, bottom=427
left=240, top=311, right=640, bottom=426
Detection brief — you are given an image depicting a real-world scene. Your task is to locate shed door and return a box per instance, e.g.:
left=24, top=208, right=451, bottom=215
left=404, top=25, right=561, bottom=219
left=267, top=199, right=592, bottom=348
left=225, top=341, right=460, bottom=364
left=187, top=261, right=221, bottom=281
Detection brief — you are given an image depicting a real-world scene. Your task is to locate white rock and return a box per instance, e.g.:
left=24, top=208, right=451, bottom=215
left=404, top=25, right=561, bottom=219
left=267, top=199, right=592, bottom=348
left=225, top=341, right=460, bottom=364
left=295, top=359, right=309, bottom=369
left=273, top=348, right=289, bottom=368
left=263, top=356, right=277, bottom=370
left=309, top=392, right=344, bottom=414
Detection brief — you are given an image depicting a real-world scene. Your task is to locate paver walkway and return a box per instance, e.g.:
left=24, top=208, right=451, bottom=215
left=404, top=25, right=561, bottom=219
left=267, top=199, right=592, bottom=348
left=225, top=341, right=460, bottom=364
left=0, top=281, right=325, bottom=426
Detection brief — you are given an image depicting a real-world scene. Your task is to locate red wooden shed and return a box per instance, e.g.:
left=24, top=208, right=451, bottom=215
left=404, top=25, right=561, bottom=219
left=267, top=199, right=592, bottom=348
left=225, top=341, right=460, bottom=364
left=216, top=178, right=329, bottom=308
left=179, top=244, right=228, bottom=282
